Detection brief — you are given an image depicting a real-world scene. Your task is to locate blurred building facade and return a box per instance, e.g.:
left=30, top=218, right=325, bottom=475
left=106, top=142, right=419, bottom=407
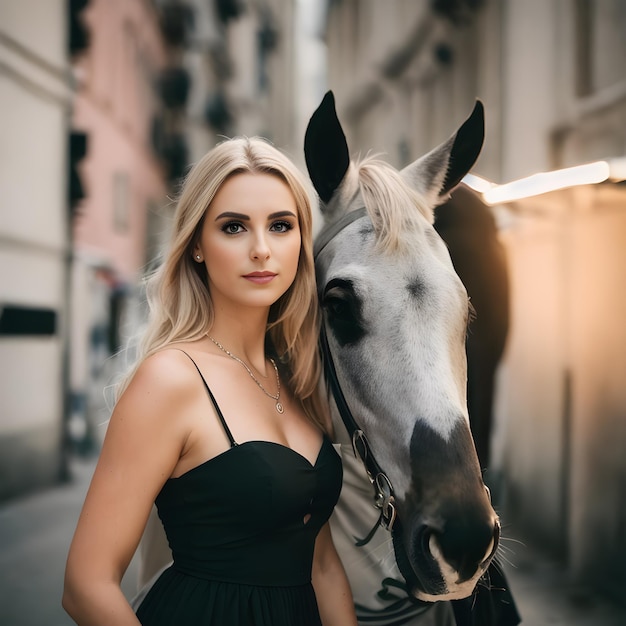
left=208, top=0, right=301, bottom=158
left=322, top=0, right=626, bottom=602
left=0, top=0, right=78, bottom=500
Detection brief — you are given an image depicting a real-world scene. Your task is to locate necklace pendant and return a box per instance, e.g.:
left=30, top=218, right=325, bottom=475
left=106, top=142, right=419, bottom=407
left=275, top=401, right=284, bottom=414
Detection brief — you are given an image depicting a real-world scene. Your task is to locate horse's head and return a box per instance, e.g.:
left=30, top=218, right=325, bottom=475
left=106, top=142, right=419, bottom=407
left=305, top=92, right=499, bottom=601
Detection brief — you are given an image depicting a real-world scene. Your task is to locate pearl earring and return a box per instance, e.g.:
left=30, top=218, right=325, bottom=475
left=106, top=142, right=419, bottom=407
left=196, top=255, right=201, bottom=261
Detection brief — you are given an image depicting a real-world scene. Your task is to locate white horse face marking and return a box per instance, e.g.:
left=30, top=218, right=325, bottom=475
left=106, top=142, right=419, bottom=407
left=306, top=91, right=498, bottom=601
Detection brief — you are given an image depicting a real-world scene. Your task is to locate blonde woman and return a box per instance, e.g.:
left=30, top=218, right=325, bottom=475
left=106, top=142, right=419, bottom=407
left=63, top=137, right=357, bottom=626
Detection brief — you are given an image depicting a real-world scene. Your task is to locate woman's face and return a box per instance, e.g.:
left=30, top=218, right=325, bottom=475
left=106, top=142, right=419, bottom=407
left=194, top=173, right=302, bottom=313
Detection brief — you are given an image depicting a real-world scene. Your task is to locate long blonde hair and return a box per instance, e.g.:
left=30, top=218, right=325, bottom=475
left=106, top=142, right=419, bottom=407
left=120, top=137, right=328, bottom=431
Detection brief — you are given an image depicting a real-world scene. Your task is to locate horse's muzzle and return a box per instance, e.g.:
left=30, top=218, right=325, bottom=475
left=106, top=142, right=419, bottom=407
left=400, top=420, right=501, bottom=599
left=399, top=503, right=500, bottom=600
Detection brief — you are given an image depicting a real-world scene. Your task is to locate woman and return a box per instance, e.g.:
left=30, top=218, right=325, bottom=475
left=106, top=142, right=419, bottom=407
left=63, top=137, right=358, bottom=625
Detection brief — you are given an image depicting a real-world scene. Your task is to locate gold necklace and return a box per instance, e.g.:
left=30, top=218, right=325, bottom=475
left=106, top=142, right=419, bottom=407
left=208, top=335, right=284, bottom=414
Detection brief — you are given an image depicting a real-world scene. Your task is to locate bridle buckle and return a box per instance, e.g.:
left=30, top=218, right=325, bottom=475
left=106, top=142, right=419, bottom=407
left=375, top=472, right=397, bottom=532
left=351, top=429, right=397, bottom=533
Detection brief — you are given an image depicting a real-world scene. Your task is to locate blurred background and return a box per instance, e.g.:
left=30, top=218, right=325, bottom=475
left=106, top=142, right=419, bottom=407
left=1, top=0, right=625, bottom=624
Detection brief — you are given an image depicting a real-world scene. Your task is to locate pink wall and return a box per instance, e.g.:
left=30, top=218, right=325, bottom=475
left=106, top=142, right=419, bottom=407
left=72, top=0, right=168, bottom=283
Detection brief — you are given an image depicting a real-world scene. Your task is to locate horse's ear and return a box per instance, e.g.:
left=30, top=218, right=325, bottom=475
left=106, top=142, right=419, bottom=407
left=401, top=100, right=484, bottom=206
left=304, top=91, right=350, bottom=205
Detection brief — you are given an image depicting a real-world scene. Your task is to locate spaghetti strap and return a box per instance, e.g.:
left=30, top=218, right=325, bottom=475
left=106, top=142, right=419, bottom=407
left=178, top=350, right=238, bottom=447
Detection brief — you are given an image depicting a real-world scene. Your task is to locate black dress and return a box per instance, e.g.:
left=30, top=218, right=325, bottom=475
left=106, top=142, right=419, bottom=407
left=136, top=356, right=343, bottom=625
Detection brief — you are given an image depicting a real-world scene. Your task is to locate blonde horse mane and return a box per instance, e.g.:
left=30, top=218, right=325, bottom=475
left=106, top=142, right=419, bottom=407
left=346, top=155, right=434, bottom=254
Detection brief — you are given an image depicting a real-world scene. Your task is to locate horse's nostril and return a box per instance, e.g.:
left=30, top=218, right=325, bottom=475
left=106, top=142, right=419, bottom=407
left=482, top=519, right=501, bottom=566
left=422, top=511, right=500, bottom=584
left=420, top=527, right=433, bottom=556
left=405, top=525, right=447, bottom=594
left=410, top=524, right=436, bottom=561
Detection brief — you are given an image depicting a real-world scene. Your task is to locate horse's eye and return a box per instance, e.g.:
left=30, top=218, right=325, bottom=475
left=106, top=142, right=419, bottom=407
left=322, top=281, right=365, bottom=346
left=324, top=294, right=352, bottom=321
left=323, top=283, right=357, bottom=322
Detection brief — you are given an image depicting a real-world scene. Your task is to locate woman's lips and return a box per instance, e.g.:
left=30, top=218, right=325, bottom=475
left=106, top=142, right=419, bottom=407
left=243, top=272, right=277, bottom=284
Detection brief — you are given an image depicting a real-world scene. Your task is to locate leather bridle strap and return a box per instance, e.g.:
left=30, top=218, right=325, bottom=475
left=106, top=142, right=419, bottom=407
left=313, top=207, right=367, bottom=258
left=318, top=322, right=398, bottom=544
left=315, top=207, right=398, bottom=545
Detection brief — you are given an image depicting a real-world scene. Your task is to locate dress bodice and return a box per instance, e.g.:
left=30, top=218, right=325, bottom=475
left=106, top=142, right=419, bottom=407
left=154, top=437, right=342, bottom=587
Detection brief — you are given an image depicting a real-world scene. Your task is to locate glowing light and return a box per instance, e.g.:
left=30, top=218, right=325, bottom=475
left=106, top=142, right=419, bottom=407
left=462, top=173, right=495, bottom=193
left=609, top=157, right=626, bottom=181
left=463, top=159, right=626, bottom=205
left=483, top=162, right=612, bottom=204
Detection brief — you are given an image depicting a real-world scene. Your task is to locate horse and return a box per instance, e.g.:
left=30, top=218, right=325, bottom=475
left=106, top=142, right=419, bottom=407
left=305, top=92, right=514, bottom=625
left=434, top=184, right=510, bottom=470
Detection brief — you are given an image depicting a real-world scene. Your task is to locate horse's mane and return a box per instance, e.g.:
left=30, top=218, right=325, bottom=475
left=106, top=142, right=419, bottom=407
left=349, top=155, right=433, bottom=253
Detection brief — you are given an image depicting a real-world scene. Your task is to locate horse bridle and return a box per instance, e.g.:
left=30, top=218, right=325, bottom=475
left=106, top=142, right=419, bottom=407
left=314, top=208, right=399, bottom=546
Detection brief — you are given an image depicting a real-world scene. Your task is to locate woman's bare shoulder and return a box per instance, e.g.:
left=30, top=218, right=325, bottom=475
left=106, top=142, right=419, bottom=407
left=119, top=348, right=204, bottom=412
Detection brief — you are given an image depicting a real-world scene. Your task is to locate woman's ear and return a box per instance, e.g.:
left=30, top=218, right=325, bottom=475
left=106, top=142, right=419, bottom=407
left=192, top=244, right=203, bottom=263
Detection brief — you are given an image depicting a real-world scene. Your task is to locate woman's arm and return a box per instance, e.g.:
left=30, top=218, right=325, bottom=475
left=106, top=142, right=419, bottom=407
left=312, top=522, right=358, bottom=626
left=62, top=351, right=193, bottom=625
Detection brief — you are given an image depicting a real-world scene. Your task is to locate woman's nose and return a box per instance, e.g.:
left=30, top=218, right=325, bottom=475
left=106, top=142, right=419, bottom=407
left=250, top=233, right=270, bottom=260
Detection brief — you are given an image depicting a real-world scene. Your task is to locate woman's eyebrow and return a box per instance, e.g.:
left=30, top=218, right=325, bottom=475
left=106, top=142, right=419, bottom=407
left=215, top=211, right=249, bottom=221
left=214, top=210, right=297, bottom=221
left=268, top=210, right=297, bottom=219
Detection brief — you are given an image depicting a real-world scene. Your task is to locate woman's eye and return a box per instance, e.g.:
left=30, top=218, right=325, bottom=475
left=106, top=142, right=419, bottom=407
left=222, top=222, right=244, bottom=234
left=270, top=220, right=293, bottom=233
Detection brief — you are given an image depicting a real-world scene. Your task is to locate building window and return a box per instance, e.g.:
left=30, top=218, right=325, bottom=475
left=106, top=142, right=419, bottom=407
left=144, top=199, right=163, bottom=269
left=113, top=171, right=130, bottom=233
left=575, top=0, right=626, bottom=97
